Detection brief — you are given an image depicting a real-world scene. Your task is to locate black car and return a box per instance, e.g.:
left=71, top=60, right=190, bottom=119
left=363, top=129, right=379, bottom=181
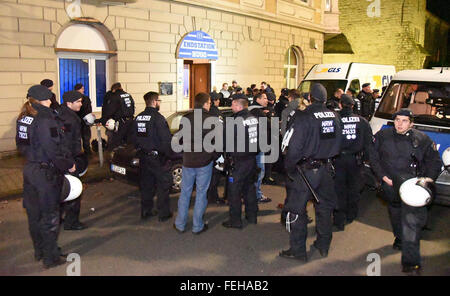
left=109, top=108, right=233, bottom=192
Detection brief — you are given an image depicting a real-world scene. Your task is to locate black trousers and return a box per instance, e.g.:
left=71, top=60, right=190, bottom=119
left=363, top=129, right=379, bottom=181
left=63, top=197, right=81, bottom=227
left=139, top=155, right=171, bottom=218
left=284, top=165, right=337, bottom=256
left=108, top=119, right=133, bottom=151
left=207, top=167, right=223, bottom=202
left=227, top=157, right=258, bottom=226
left=23, top=163, right=62, bottom=266
left=81, top=123, right=91, bottom=154
left=381, top=182, right=427, bottom=266
left=333, top=154, right=362, bottom=226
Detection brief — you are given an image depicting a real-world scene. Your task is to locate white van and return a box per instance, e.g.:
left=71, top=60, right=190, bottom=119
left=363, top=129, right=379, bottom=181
left=370, top=69, right=450, bottom=205
left=298, top=63, right=396, bottom=97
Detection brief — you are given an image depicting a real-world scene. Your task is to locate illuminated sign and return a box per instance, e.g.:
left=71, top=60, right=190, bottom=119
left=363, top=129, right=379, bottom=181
left=177, top=31, right=218, bottom=60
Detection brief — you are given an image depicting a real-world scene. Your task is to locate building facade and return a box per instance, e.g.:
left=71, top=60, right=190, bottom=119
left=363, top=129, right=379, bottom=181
left=0, top=0, right=339, bottom=153
left=323, top=0, right=449, bottom=71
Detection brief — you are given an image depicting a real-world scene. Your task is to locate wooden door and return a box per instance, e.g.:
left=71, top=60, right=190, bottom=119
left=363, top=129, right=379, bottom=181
left=189, top=63, right=210, bottom=108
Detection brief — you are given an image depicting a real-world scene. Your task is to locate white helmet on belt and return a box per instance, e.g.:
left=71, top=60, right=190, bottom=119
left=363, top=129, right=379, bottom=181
left=215, top=155, right=225, bottom=171
left=83, top=113, right=96, bottom=126
left=399, top=177, right=433, bottom=207
left=105, top=119, right=116, bottom=131
left=60, top=174, right=83, bottom=202
left=443, top=147, right=450, bottom=170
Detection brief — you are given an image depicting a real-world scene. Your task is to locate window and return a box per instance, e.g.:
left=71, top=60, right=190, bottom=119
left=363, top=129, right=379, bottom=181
left=349, top=79, right=360, bottom=92
left=325, top=0, right=332, bottom=12
left=57, top=53, right=108, bottom=112
left=284, top=47, right=300, bottom=89
left=56, top=23, right=112, bottom=112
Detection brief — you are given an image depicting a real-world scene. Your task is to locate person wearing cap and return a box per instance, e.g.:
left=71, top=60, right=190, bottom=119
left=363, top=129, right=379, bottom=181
left=369, top=108, right=442, bottom=274
left=16, top=85, right=76, bottom=269
left=248, top=92, right=272, bottom=204
left=130, top=91, right=173, bottom=222
left=101, top=82, right=135, bottom=151
left=40, top=79, right=60, bottom=110
left=229, top=80, right=240, bottom=96
left=279, top=83, right=342, bottom=261
left=372, top=89, right=381, bottom=111
left=222, top=97, right=259, bottom=229
left=346, top=88, right=361, bottom=115
left=332, top=94, right=375, bottom=231
left=73, top=83, right=93, bottom=156
left=357, top=83, right=375, bottom=120
left=58, top=90, right=88, bottom=231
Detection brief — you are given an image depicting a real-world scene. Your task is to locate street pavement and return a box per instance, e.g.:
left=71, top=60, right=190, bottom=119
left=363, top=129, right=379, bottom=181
left=0, top=177, right=449, bottom=276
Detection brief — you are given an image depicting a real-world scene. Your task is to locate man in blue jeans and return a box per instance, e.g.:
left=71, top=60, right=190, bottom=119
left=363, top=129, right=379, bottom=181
left=174, top=93, right=217, bottom=234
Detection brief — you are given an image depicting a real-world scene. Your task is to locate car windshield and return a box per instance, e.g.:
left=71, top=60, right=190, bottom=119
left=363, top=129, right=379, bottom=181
left=298, top=80, right=347, bottom=99
left=377, top=81, right=450, bottom=127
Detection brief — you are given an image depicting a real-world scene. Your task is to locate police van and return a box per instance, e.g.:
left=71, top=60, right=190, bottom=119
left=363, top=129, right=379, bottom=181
left=370, top=68, right=450, bottom=205
left=298, top=63, right=396, bottom=97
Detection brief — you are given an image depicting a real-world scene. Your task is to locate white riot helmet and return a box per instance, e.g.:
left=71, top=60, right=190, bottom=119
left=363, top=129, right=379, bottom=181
left=105, top=119, right=116, bottom=131
left=443, top=147, right=450, bottom=170
left=83, top=113, right=96, bottom=126
left=60, top=174, right=83, bottom=202
left=399, top=177, right=433, bottom=207
left=215, top=155, right=225, bottom=171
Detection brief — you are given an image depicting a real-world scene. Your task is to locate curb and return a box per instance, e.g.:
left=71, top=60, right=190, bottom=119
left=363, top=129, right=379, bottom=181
left=0, top=165, right=113, bottom=202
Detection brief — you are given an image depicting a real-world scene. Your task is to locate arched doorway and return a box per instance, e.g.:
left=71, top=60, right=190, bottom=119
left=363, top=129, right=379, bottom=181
left=176, top=31, right=218, bottom=109
left=55, top=21, right=116, bottom=112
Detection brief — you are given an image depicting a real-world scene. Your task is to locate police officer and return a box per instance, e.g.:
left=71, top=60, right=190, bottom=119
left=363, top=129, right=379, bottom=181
left=58, top=90, right=88, bottom=231
left=73, top=84, right=93, bottom=156
left=280, top=83, right=342, bottom=261
left=102, top=82, right=135, bottom=151
left=16, top=85, right=75, bottom=269
left=370, top=109, right=442, bottom=274
left=357, top=83, right=374, bottom=120
left=40, top=79, right=60, bottom=110
left=333, top=95, right=375, bottom=231
left=222, top=98, right=259, bottom=228
left=131, top=91, right=172, bottom=222
left=346, top=88, right=361, bottom=115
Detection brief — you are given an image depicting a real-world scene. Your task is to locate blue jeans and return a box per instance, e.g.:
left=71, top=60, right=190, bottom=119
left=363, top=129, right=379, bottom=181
left=254, top=152, right=265, bottom=200
left=175, top=162, right=213, bottom=233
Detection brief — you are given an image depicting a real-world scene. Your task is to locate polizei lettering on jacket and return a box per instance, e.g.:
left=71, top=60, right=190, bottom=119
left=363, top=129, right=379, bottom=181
left=313, top=111, right=335, bottom=119
left=341, top=116, right=360, bottom=123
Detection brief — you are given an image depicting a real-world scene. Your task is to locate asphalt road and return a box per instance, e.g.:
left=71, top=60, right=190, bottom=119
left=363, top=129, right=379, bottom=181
left=0, top=177, right=449, bottom=276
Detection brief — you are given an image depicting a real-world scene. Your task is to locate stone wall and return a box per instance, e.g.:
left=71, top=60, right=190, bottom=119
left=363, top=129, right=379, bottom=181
left=0, top=0, right=325, bottom=152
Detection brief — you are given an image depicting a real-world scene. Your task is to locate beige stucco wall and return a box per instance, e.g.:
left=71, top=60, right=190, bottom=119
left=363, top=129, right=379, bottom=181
left=0, top=0, right=326, bottom=152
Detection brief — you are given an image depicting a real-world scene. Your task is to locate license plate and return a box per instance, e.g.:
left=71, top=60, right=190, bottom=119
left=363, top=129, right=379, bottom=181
left=111, top=164, right=126, bottom=175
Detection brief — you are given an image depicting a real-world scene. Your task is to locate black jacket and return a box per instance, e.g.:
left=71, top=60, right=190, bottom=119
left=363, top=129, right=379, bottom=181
left=16, top=103, right=74, bottom=173
left=283, top=102, right=342, bottom=173
left=102, top=89, right=135, bottom=121
left=370, top=127, right=442, bottom=181
left=179, top=108, right=217, bottom=168
left=57, top=105, right=82, bottom=158
left=224, top=109, right=259, bottom=158
left=131, top=107, right=172, bottom=157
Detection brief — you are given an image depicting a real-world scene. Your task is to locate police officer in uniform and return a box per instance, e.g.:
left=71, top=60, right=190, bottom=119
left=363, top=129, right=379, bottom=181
left=333, top=94, right=375, bottom=231
left=102, top=82, right=135, bottom=151
left=131, top=91, right=172, bottom=222
left=16, top=85, right=76, bottom=269
left=370, top=109, right=442, bottom=274
left=58, top=90, right=88, bottom=231
left=357, top=83, right=374, bottom=120
left=346, top=88, right=360, bottom=115
left=222, top=98, right=259, bottom=229
left=280, top=83, right=342, bottom=261
left=74, top=83, right=93, bottom=156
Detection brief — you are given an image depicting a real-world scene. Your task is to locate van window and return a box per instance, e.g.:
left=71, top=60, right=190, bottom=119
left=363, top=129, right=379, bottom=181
left=349, top=79, right=360, bottom=92
left=298, top=80, right=347, bottom=98
left=377, top=81, right=450, bottom=127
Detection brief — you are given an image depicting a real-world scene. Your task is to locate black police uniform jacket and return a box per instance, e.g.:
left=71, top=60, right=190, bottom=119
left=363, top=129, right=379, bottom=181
left=357, top=90, right=374, bottom=119
left=16, top=103, right=74, bottom=172
left=338, top=107, right=374, bottom=155
left=131, top=107, right=172, bottom=158
left=370, top=127, right=442, bottom=182
left=224, top=108, right=259, bottom=158
left=76, top=94, right=92, bottom=120
left=57, top=105, right=82, bottom=158
left=282, top=102, right=342, bottom=174
left=102, top=89, right=135, bottom=121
